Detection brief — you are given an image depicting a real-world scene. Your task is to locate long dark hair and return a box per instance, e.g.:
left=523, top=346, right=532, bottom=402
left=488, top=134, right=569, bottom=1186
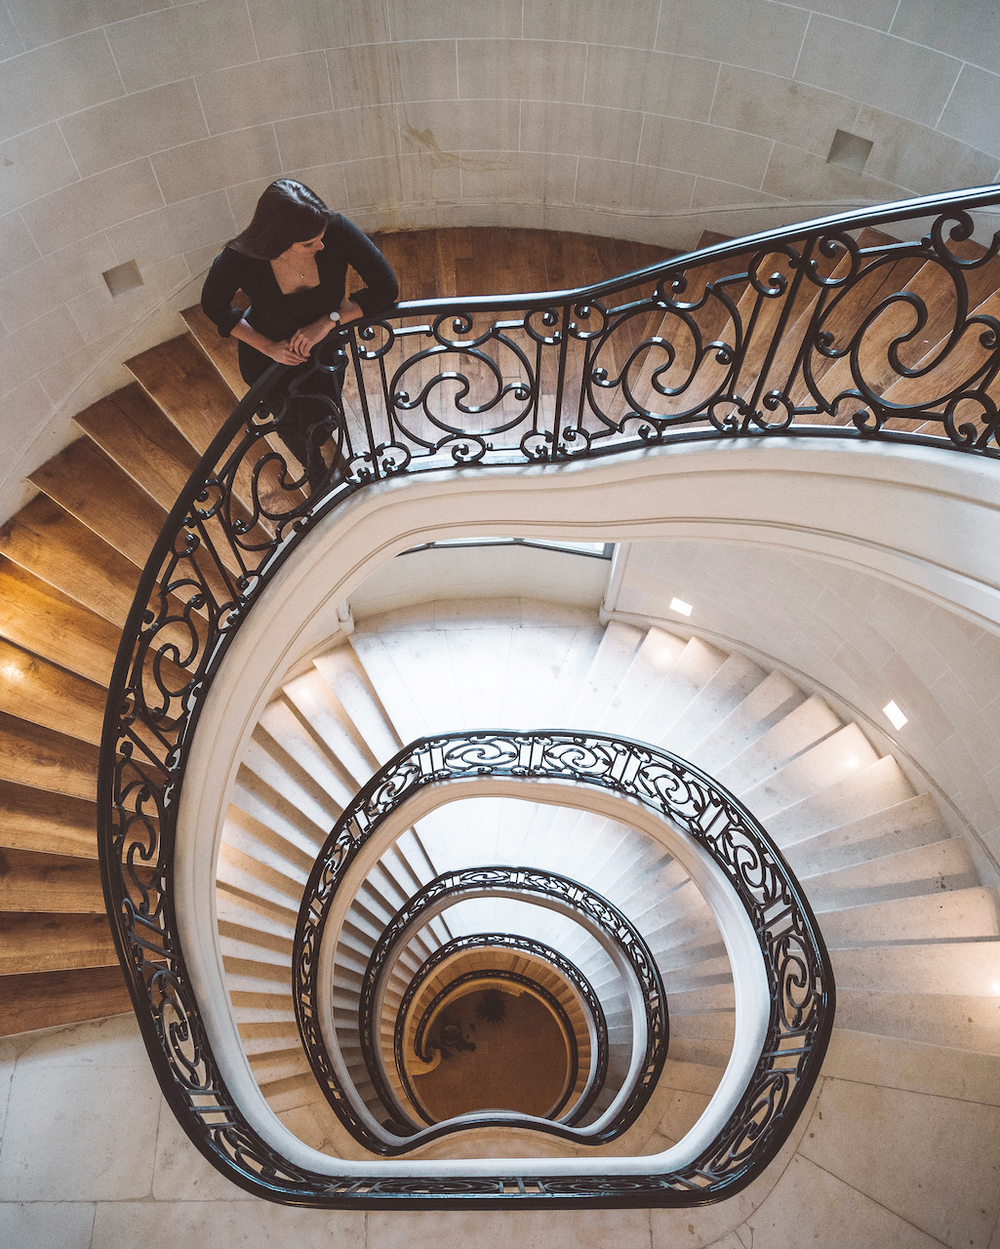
left=229, top=180, right=335, bottom=259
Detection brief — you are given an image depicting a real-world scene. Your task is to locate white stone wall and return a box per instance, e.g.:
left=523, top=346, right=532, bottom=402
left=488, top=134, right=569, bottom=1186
left=2, top=0, right=1000, bottom=520
left=2, top=1014, right=998, bottom=1247
left=608, top=539, right=1000, bottom=882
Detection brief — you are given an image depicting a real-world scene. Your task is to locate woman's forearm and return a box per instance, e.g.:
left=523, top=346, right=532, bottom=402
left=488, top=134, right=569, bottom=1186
left=231, top=318, right=308, bottom=366
left=230, top=318, right=277, bottom=355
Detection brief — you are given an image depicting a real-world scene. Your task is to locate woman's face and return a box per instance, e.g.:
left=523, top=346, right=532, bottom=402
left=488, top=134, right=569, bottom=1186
left=286, top=231, right=325, bottom=257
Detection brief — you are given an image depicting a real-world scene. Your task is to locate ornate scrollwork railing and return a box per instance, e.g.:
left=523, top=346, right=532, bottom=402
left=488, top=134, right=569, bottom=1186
left=284, top=729, right=833, bottom=1190
left=394, top=933, right=609, bottom=1128
left=320, top=863, right=663, bottom=1151
left=98, top=188, right=1000, bottom=1208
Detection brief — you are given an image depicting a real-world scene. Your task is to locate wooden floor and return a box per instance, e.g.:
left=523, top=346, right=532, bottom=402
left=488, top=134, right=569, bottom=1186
left=412, top=988, right=571, bottom=1122
left=369, top=227, right=677, bottom=303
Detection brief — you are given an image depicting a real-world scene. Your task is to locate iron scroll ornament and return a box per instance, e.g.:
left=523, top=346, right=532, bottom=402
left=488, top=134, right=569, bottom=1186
left=393, top=933, right=610, bottom=1129
left=288, top=729, right=834, bottom=1186
left=332, top=863, right=666, bottom=1152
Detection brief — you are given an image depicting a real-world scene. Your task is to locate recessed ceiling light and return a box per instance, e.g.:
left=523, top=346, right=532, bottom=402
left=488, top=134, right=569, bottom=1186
left=883, top=701, right=907, bottom=730
left=670, top=597, right=693, bottom=617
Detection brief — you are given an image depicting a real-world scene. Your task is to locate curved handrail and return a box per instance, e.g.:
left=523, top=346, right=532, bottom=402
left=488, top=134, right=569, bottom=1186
left=323, top=862, right=665, bottom=1152
left=101, top=188, right=1000, bottom=1208
left=394, top=933, right=609, bottom=1128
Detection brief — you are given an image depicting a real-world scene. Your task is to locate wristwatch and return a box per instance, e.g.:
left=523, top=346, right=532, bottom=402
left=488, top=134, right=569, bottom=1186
left=328, top=310, right=341, bottom=324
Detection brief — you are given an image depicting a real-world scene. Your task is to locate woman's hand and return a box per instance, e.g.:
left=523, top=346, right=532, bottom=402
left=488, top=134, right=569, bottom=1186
left=268, top=339, right=310, bottom=365
left=289, top=317, right=337, bottom=358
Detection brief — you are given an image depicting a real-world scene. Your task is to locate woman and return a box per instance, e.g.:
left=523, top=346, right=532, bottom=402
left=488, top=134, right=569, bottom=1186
left=201, top=179, right=398, bottom=489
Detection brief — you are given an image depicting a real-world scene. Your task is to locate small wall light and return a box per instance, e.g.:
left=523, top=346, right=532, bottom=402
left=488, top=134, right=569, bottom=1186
left=670, top=597, right=693, bottom=617
left=883, top=701, right=908, bottom=730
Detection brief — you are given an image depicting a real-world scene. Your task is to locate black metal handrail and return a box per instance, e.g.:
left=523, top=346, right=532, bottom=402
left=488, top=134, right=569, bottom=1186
left=394, top=933, right=609, bottom=1128
left=98, top=189, right=1000, bottom=1208
left=320, top=862, right=665, bottom=1152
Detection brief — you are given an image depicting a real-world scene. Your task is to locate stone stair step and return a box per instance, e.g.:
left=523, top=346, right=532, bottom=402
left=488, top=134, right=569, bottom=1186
left=780, top=792, right=945, bottom=877
left=804, top=837, right=979, bottom=909
left=660, top=650, right=769, bottom=757
left=740, top=722, right=880, bottom=819
left=833, top=939, right=1000, bottom=997
left=250, top=1048, right=313, bottom=1087
left=216, top=843, right=304, bottom=912
left=258, top=697, right=361, bottom=809
left=627, top=635, right=730, bottom=743
left=312, top=645, right=402, bottom=765
left=346, top=631, right=430, bottom=745
left=281, top=671, right=381, bottom=790
left=834, top=989, right=1000, bottom=1054
left=220, top=805, right=313, bottom=885
left=564, top=620, right=646, bottom=726
left=686, top=668, right=806, bottom=771
left=820, top=886, right=1000, bottom=949
left=591, top=626, right=688, bottom=735
left=711, top=693, right=841, bottom=793
left=765, top=754, right=918, bottom=846
left=240, top=732, right=342, bottom=836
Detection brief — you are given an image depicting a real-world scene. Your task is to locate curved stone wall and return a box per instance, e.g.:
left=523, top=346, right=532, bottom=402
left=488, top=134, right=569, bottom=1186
left=2, top=0, right=1000, bottom=519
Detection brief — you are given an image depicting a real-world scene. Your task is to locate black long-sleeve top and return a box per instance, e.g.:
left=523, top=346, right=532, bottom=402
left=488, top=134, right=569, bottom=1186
left=201, top=213, right=398, bottom=385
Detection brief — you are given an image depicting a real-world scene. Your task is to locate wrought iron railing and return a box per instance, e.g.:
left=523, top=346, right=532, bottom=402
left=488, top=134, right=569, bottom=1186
left=291, top=730, right=830, bottom=1186
left=394, top=933, right=609, bottom=1128
left=96, top=187, right=1000, bottom=1207
left=311, top=862, right=665, bottom=1151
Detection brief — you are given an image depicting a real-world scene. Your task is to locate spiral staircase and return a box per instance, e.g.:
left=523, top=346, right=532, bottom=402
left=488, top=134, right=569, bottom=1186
left=1, top=212, right=999, bottom=1237
left=204, top=596, right=985, bottom=1165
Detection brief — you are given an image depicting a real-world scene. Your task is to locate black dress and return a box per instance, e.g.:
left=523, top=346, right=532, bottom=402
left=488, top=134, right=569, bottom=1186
left=201, top=215, right=398, bottom=484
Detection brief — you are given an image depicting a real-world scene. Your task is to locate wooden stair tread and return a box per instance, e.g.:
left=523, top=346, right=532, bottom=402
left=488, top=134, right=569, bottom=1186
left=0, top=964, right=132, bottom=1036
left=29, top=436, right=168, bottom=571
left=0, top=847, right=105, bottom=913
left=0, top=780, right=98, bottom=858
left=127, top=332, right=240, bottom=454
left=0, top=556, right=120, bottom=686
left=0, top=711, right=100, bottom=802
left=0, top=911, right=118, bottom=975
left=0, top=494, right=140, bottom=626
left=0, top=637, right=106, bottom=746
left=74, top=384, right=203, bottom=513
left=181, top=304, right=247, bottom=400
